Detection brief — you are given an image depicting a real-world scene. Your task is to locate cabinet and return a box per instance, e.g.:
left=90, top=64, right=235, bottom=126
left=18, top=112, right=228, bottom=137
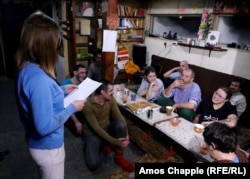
left=74, top=1, right=95, bottom=67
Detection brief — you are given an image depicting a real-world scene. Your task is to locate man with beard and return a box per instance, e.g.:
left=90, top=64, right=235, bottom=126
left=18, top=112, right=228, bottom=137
left=229, top=76, right=247, bottom=117
left=61, top=64, right=87, bottom=136
left=82, top=80, right=134, bottom=172
left=156, top=68, right=201, bottom=121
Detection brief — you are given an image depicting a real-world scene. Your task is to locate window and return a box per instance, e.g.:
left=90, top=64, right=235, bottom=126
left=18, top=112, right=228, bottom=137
left=216, top=15, right=250, bottom=45
left=152, top=15, right=201, bottom=40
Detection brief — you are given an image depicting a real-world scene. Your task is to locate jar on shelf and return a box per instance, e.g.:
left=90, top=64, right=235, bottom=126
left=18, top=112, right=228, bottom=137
left=163, top=32, right=167, bottom=38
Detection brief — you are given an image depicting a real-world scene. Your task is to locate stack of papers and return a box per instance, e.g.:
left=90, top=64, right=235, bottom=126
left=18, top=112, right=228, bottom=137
left=63, top=77, right=102, bottom=108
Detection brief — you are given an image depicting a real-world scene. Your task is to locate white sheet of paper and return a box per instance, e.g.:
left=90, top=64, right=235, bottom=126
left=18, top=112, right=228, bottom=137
left=206, top=31, right=220, bottom=45
left=64, top=77, right=102, bottom=108
left=102, top=30, right=117, bottom=52
left=80, top=19, right=91, bottom=35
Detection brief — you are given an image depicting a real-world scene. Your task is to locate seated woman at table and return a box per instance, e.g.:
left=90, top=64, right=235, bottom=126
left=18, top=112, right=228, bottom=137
left=193, top=86, right=238, bottom=128
left=199, top=122, right=249, bottom=163
left=137, top=66, right=164, bottom=102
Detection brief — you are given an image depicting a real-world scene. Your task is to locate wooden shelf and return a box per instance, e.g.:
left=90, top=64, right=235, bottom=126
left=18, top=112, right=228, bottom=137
left=119, top=39, right=144, bottom=43
left=119, top=16, right=145, bottom=18
left=178, top=43, right=228, bottom=57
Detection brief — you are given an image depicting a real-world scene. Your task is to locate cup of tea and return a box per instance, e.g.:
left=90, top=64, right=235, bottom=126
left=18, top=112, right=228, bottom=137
left=194, top=124, right=205, bottom=133
left=166, top=106, right=173, bottom=116
left=122, top=94, right=128, bottom=104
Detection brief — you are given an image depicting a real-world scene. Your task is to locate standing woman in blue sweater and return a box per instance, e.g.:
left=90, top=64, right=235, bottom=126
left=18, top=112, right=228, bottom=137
left=15, top=11, right=86, bottom=179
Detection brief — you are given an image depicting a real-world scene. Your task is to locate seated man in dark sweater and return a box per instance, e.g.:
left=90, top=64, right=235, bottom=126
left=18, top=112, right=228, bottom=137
left=82, top=80, right=134, bottom=172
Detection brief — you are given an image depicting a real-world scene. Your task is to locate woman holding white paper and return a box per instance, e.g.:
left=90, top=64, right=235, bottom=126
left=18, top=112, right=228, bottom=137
left=15, top=11, right=86, bottom=179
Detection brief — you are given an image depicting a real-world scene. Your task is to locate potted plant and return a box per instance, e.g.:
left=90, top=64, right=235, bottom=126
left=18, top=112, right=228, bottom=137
left=197, top=9, right=213, bottom=46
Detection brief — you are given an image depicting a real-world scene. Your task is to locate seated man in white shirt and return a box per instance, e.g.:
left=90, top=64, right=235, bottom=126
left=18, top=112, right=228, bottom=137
left=229, top=76, right=247, bottom=117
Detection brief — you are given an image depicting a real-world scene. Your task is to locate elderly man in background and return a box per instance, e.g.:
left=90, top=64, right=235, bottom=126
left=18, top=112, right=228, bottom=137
left=162, top=60, right=189, bottom=88
left=156, top=68, right=201, bottom=121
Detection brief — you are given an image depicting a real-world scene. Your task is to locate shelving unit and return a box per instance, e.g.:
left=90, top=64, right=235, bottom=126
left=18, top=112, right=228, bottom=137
left=178, top=43, right=228, bottom=57
left=116, top=4, right=146, bottom=58
left=94, top=0, right=104, bottom=51
left=74, top=1, right=95, bottom=67
left=62, top=0, right=96, bottom=73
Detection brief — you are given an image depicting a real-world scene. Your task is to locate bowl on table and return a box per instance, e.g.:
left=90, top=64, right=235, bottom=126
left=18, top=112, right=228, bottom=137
left=170, top=117, right=181, bottom=127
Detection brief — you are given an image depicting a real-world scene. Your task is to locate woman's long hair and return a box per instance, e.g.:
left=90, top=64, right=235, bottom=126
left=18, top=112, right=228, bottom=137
left=15, top=11, right=60, bottom=78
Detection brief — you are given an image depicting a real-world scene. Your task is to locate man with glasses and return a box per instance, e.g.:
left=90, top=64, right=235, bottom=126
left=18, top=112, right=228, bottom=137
left=193, top=86, right=238, bottom=128
left=61, top=64, right=87, bottom=136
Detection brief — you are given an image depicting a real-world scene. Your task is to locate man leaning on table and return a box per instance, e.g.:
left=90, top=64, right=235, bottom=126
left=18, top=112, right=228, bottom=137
left=156, top=68, right=201, bottom=121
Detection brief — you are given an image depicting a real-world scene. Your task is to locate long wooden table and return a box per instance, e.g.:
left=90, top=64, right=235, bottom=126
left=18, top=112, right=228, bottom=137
left=113, top=84, right=213, bottom=162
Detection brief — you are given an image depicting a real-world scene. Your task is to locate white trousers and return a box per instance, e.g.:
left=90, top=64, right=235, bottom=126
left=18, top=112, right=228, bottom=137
left=29, top=145, right=65, bottom=179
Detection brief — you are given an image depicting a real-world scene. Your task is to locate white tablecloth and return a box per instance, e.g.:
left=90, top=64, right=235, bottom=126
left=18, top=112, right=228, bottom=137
left=113, top=84, right=213, bottom=162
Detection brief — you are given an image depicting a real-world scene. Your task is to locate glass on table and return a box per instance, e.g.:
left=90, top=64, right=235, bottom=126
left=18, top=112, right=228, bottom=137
left=122, top=94, right=128, bottom=104
left=119, top=83, right=125, bottom=92
left=170, top=117, right=181, bottom=127
left=130, top=93, right=137, bottom=101
left=166, top=106, right=173, bottom=116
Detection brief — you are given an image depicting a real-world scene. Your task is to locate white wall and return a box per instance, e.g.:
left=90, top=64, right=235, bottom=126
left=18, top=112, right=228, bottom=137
left=145, top=37, right=250, bottom=80
left=147, top=0, right=213, bottom=14
left=147, top=0, right=250, bottom=45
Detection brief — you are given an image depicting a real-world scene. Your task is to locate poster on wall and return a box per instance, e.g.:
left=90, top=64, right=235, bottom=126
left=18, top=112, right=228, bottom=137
left=206, top=31, right=220, bottom=45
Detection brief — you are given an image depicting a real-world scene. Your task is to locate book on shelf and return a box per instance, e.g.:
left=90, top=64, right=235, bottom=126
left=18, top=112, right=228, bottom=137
left=117, top=49, right=129, bottom=55
left=118, top=5, right=145, bottom=17
left=119, top=18, right=144, bottom=28
left=117, top=54, right=129, bottom=58
left=118, top=57, right=129, bottom=61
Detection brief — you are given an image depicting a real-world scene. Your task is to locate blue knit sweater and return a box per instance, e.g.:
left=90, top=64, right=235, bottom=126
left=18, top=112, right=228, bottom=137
left=16, top=62, right=76, bottom=149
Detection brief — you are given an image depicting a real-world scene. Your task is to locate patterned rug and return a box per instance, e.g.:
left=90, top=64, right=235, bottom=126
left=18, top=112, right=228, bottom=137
left=106, top=153, right=183, bottom=179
